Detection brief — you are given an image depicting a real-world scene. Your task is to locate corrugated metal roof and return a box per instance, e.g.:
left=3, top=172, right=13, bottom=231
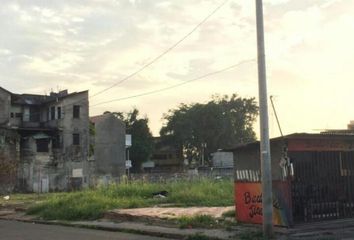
left=225, top=132, right=354, bottom=151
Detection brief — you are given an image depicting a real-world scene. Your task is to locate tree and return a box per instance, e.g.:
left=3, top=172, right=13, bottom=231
left=107, top=108, right=154, bottom=173
left=160, top=94, right=258, bottom=165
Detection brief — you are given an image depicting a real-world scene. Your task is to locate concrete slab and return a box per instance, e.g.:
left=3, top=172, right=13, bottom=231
left=105, top=206, right=235, bottom=222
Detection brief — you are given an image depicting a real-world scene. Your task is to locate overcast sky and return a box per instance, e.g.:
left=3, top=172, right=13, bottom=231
left=1, top=0, right=353, bottom=137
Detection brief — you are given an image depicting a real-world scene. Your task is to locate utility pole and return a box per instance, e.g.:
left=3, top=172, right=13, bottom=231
left=270, top=96, right=284, bottom=137
left=255, top=0, right=273, bottom=238
left=201, top=143, right=207, bottom=166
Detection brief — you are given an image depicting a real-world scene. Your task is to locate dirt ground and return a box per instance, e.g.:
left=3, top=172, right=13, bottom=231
left=106, top=206, right=235, bottom=220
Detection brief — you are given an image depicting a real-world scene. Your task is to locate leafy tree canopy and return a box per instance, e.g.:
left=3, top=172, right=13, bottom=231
left=160, top=94, right=258, bottom=165
left=105, top=108, right=154, bottom=173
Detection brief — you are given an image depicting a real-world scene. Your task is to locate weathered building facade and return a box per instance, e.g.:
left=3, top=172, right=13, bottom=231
left=0, top=86, right=90, bottom=192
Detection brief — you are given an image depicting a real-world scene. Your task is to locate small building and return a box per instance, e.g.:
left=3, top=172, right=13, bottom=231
left=147, top=137, right=183, bottom=172
left=231, top=133, right=354, bottom=227
left=211, top=151, right=234, bottom=168
left=0, top=86, right=90, bottom=192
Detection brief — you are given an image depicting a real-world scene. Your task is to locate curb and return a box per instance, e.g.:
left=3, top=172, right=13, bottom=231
left=0, top=216, right=225, bottom=240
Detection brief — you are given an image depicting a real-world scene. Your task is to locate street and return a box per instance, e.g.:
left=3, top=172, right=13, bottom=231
left=0, top=220, right=170, bottom=240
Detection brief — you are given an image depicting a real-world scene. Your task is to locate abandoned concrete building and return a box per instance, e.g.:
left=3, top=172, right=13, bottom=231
left=0, top=86, right=90, bottom=192
left=90, top=113, right=126, bottom=185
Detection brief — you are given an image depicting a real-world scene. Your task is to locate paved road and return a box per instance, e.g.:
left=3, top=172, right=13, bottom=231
left=0, top=220, right=170, bottom=240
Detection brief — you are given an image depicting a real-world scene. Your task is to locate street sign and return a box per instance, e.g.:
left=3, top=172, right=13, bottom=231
left=125, top=134, right=132, bottom=147
left=125, top=160, right=132, bottom=169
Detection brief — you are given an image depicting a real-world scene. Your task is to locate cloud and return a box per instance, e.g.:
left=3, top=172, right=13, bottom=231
left=0, top=0, right=353, bottom=136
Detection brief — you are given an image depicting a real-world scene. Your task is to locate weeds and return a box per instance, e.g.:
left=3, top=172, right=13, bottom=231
left=221, top=209, right=235, bottom=218
left=177, top=215, right=217, bottom=229
left=26, top=178, right=234, bottom=221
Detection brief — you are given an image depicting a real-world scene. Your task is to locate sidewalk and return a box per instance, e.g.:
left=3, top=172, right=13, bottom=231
left=0, top=209, right=259, bottom=240
left=2, top=208, right=354, bottom=239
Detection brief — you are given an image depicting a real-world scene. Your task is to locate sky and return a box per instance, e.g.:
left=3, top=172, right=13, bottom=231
left=1, top=0, right=354, bottom=137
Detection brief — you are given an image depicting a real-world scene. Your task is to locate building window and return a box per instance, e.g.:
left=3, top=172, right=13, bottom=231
left=51, top=106, right=55, bottom=120
left=73, top=133, right=80, bottom=145
left=36, top=139, right=49, bottom=152
left=29, top=107, right=40, bottom=122
left=15, top=113, right=22, bottom=118
left=73, top=105, right=80, bottom=118
left=10, top=113, right=14, bottom=118
left=57, top=107, right=62, bottom=119
left=52, top=135, right=61, bottom=149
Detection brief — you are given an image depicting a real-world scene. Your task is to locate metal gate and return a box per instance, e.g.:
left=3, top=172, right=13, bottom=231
left=291, top=151, right=354, bottom=222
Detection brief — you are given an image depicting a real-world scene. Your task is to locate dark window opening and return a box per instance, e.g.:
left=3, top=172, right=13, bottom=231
left=51, top=106, right=55, bottom=120
left=57, top=107, right=61, bottom=119
left=29, top=107, right=40, bottom=122
left=15, top=113, right=22, bottom=118
left=73, top=133, right=80, bottom=145
left=36, top=139, right=49, bottom=152
left=52, top=135, right=61, bottom=149
left=73, top=105, right=80, bottom=118
left=10, top=113, right=14, bottom=118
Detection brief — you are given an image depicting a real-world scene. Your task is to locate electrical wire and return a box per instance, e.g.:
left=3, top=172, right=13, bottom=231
left=6, top=58, right=254, bottom=119
left=89, top=0, right=229, bottom=99
left=91, top=59, right=255, bottom=107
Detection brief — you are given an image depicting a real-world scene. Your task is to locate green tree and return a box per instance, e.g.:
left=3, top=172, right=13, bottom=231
left=160, top=94, right=258, bottom=165
left=108, top=108, right=154, bottom=173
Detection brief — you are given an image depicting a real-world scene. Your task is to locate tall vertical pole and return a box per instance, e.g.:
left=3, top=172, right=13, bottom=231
left=255, top=0, right=273, bottom=237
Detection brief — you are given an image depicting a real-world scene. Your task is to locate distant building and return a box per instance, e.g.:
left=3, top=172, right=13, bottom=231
left=89, top=113, right=126, bottom=185
left=321, top=120, right=354, bottom=135
left=211, top=151, right=234, bottom=168
left=0, top=86, right=89, bottom=192
left=146, top=137, right=183, bottom=172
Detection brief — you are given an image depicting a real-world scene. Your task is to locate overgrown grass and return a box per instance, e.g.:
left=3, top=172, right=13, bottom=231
left=221, top=209, right=235, bottom=218
left=0, top=193, right=49, bottom=205
left=177, top=215, right=217, bottom=229
left=26, top=178, right=234, bottom=221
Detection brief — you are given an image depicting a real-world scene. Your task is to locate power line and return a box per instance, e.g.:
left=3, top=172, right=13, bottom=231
left=89, top=0, right=229, bottom=99
left=9, top=59, right=254, bottom=119
left=91, top=59, right=255, bottom=107
left=8, top=58, right=254, bottom=118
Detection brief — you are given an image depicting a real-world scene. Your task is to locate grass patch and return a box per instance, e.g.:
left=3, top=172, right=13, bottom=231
left=221, top=209, right=235, bottom=218
left=26, top=178, right=234, bottom=221
left=177, top=215, right=217, bottom=229
left=0, top=193, right=49, bottom=205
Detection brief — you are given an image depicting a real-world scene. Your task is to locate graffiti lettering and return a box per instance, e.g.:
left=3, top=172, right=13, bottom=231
left=273, top=197, right=282, bottom=210
left=244, top=192, right=282, bottom=209
left=249, top=205, right=263, bottom=218
left=244, top=192, right=262, bottom=204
